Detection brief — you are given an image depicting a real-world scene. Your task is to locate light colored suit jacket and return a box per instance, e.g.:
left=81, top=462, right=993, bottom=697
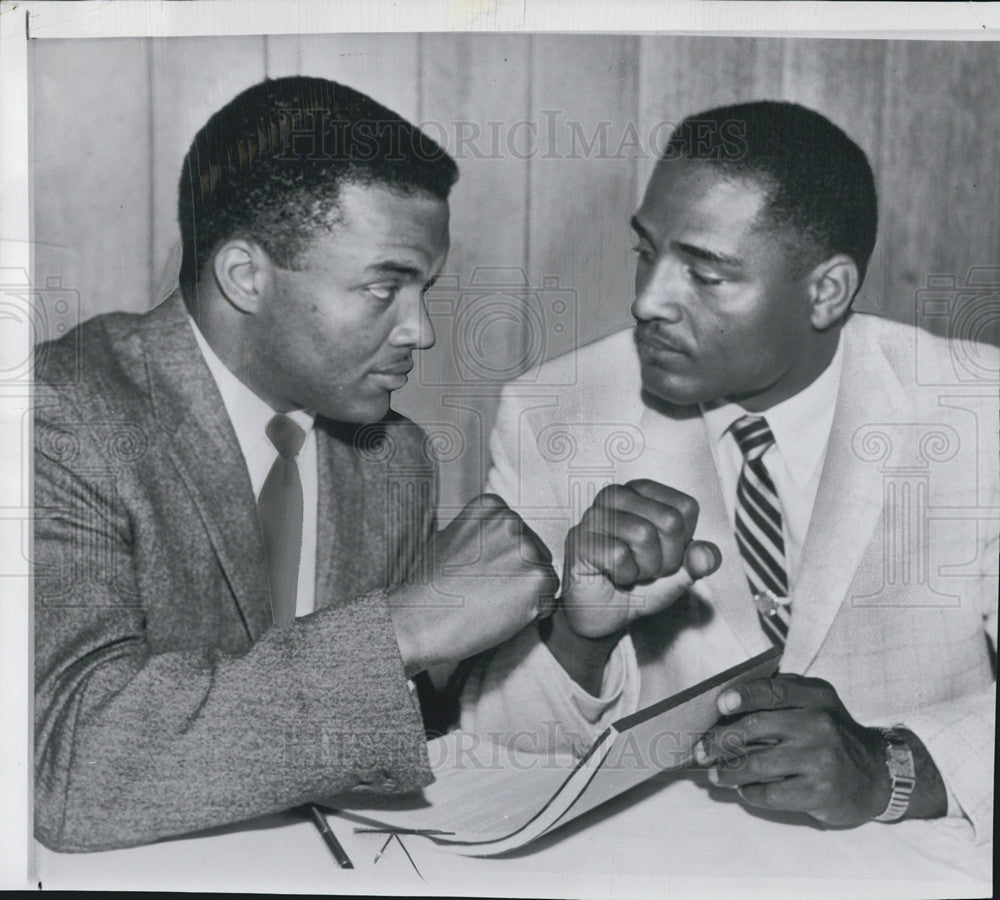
left=479, top=313, right=997, bottom=843
left=34, top=294, right=437, bottom=851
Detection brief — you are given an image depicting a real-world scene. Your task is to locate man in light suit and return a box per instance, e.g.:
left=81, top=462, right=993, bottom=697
left=461, top=101, right=997, bottom=842
left=33, top=76, right=559, bottom=851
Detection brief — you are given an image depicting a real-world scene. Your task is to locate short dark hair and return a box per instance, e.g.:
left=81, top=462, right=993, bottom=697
left=177, top=76, right=458, bottom=303
left=663, top=100, right=877, bottom=282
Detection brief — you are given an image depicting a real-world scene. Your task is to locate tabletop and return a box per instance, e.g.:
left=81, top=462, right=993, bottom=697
left=33, top=769, right=991, bottom=898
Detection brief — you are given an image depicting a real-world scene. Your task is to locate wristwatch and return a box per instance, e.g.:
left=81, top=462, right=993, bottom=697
left=873, top=726, right=916, bottom=822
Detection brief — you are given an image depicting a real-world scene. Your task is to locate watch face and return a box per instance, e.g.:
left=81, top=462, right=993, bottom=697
left=884, top=737, right=916, bottom=779
left=886, top=744, right=908, bottom=765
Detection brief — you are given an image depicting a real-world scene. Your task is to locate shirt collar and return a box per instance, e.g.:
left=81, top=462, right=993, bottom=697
left=701, top=337, right=844, bottom=489
left=187, top=315, right=315, bottom=460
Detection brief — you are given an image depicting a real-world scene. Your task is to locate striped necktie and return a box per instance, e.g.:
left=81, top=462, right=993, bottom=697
left=731, top=414, right=790, bottom=647
left=257, top=413, right=306, bottom=626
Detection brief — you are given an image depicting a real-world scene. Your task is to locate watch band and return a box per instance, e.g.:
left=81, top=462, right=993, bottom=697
left=874, top=726, right=916, bottom=822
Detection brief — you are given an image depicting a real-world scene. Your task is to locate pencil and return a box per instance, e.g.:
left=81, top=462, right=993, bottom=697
left=308, top=803, right=354, bottom=869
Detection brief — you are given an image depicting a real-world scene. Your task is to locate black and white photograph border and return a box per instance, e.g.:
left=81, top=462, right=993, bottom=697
left=2, top=1, right=998, bottom=895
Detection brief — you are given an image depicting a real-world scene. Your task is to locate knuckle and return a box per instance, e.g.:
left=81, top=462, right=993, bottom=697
left=815, top=745, right=837, bottom=771
left=595, top=483, right=623, bottom=505
left=610, top=541, right=631, bottom=569
left=673, top=492, right=699, bottom=521
left=631, top=519, right=659, bottom=547
left=813, top=772, right=835, bottom=799
left=815, top=714, right=837, bottom=741
left=768, top=677, right=790, bottom=706
left=479, top=492, right=506, bottom=510
left=660, top=506, right=685, bottom=536
left=740, top=753, right=761, bottom=779
left=581, top=504, right=611, bottom=533
left=565, top=525, right=587, bottom=553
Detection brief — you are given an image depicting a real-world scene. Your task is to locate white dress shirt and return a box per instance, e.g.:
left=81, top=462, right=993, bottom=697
left=700, top=337, right=843, bottom=586
left=188, top=317, right=319, bottom=616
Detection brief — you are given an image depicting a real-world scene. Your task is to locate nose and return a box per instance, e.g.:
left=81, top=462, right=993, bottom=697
left=630, top=257, right=684, bottom=325
left=390, top=290, right=436, bottom=350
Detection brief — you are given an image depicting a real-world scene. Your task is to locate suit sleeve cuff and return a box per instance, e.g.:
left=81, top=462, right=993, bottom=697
left=892, top=686, right=995, bottom=845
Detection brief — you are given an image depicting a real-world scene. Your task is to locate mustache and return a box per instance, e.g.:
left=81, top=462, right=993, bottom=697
left=634, top=322, right=689, bottom=354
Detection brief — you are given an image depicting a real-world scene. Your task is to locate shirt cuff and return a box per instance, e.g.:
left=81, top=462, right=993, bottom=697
left=568, top=630, right=639, bottom=722
left=459, top=625, right=641, bottom=757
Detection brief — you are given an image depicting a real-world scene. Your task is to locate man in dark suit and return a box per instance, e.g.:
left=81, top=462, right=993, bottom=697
left=33, top=76, right=560, bottom=851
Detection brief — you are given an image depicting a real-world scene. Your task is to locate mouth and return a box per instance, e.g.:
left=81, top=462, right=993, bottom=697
left=371, top=360, right=415, bottom=377
left=369, top=359, right=414, bottom=389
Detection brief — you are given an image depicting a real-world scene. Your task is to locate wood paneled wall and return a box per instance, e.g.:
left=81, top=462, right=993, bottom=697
left=31, top=35, right=1000, bottom=509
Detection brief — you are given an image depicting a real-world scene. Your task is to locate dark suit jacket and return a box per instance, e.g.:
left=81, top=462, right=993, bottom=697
left=33, top=294, right=438, bottom=851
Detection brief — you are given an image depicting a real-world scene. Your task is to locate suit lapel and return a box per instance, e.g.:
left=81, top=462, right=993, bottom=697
left=141, top=295, right=273, bottom=640
left=780, top=319, right=912, bottom=672
left=315, top=416, right=418, bottom=611
left=314, top=419, right=367, bottom=611
left=314, top=423, right=339, bottom=612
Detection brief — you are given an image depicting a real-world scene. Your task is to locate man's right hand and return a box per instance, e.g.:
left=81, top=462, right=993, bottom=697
left=561, top=479, right=721, bottom=638
left=390, top=494, right=559, bottom=675
left=545, top=480, right=720, bottom=692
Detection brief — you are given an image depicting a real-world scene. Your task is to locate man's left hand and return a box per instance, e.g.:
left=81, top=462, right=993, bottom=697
left=695, top=675, right=899, bottom=827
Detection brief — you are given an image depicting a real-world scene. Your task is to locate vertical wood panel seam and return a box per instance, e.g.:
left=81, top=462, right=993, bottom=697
left=524, top=33, right=534, bottom=367
left=28, top=42, right=35, bottom=292
left=877, top=41, right=896, bottom=324
left=146, top=39, right=155, bottom=306
left=416, top=34, right=424, bottom=124
left=628, top=34, right=640, bottom=312
left=779, top=36, right=790, bottom=99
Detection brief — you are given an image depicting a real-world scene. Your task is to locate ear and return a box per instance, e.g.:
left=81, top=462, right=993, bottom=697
left=805, top=253, right=859, bottom=331
left=211, top=238, right=272, bottom=314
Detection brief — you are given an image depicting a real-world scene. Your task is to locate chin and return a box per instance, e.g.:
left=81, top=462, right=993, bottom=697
left=640, top=371, right=711, bottom=409
left=319, top=396, right=391, bottom=425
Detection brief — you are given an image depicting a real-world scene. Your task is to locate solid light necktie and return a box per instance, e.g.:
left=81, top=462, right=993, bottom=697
left=257, top=413, right=306, bottom=626
left=731, top=414, right=791, bottom=647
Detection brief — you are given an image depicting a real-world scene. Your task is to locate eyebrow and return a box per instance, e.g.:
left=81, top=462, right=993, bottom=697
left=365, top=260, right=426, bottom=280
left=630, top=215, right=743, bottom=269
left=675, top=242, right=743, bottom=269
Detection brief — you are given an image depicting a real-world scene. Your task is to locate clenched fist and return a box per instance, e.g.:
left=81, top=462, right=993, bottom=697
left=390, top=493, right=558, bottom=675
left=561, top=479, right=721, bottom=639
